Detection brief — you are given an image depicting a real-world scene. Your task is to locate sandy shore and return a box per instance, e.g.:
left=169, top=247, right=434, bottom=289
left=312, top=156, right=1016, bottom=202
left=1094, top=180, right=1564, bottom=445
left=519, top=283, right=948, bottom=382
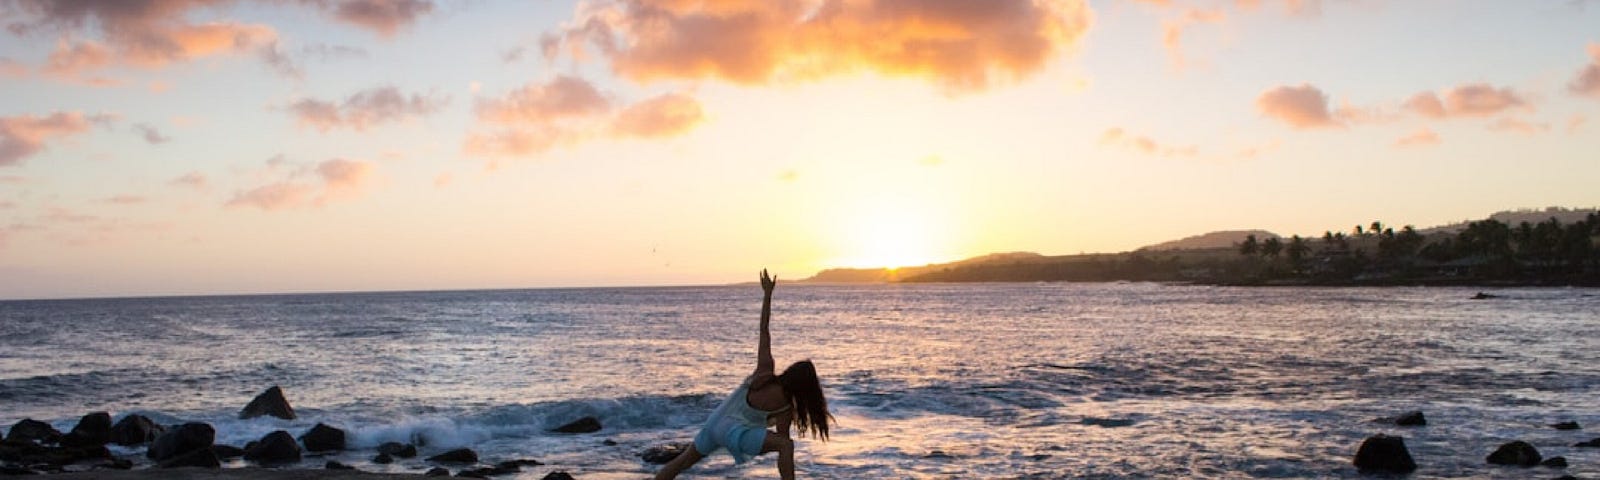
left=49, top=468, right=424, bottom=480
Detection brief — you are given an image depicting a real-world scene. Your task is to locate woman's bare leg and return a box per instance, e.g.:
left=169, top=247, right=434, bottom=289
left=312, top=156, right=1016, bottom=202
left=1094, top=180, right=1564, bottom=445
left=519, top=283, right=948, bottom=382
left=761, top=432, right=796, bottom=480
left=653, top=446, right=704, bottom=480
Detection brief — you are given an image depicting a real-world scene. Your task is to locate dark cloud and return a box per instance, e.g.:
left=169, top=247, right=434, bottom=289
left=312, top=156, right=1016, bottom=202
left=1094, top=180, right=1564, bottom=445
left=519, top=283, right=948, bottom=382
left=288, top=86, right=448, bottom=132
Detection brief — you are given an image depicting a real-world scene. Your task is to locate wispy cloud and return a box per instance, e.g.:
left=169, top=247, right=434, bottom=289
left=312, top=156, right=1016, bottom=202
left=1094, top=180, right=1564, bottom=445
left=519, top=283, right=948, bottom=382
left=227, top=157, right=375, bottom=210
left=1099, top=127, right=1199, bottom=157
left=1402, top=84, right=1530, bottom=119
left=171, top=171, right=208, bottom=189
left=542, top=0, right=1091, bottom=93
left=1393, top=127, right=1440, bottom=148
left=133, top=123, right=171, bottom=144
left=288, top=86, right=448, bottom=132
left=100, top=195, right=149, bottom=205
left=1571, top=43, right=1600, bottom=97
left=465, top=76, right=703, bottom=158
left=0, top=112, right=114, bottom=166
left=303, top=0, right=435, bottom=38
left=1256, top=84, right=1342, bottom=129
left=1486, top=117, right=1549, bottom=135
left=609, top=93, right=704, bottom=139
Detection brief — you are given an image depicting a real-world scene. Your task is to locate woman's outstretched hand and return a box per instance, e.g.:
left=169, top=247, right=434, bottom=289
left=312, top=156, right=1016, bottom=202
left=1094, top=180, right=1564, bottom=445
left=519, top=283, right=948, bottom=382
left=760, top=269, right=777, bottom=295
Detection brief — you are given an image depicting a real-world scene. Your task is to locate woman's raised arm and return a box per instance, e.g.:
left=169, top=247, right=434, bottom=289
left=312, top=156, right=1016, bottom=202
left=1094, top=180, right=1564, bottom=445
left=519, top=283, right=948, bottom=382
left=755, top=269, right=776, bottom=376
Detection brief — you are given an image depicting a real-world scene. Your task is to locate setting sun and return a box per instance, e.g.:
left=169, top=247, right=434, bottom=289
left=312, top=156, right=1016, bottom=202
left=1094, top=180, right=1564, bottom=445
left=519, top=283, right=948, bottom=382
left=833, top=195, right=948, bottom=269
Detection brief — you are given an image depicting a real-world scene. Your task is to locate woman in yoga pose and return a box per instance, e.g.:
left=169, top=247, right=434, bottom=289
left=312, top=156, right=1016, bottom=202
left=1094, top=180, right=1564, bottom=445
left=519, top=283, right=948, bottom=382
left=654, top=269, right=833, bottom=480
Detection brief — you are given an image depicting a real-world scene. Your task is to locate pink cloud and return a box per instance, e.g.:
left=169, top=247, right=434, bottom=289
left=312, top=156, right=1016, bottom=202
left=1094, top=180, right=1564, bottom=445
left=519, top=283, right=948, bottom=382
left=1393, top=127, right=1439, bottom=148
left=0, top=112, right=109, bottom=166
left=227, top=157, right=375, bottom=210
left=1161, top=8, right=1225, bottom=68
left=544, top=0, right=1092, bottom=93
left=171, top=171, right=208, bottom=189
left=289, top=86, right=447, bottom=132
left=1486, top=117, right=1549, bottom=135
left=100, top=195, right=149, bottom=205
left=1099, top=127, right=1199, bottom=157
left=1256, top=84, right=1341, bottom=129
left=1569, top=115, right=1588, bottom=134
left=1403, top=84, right=1529, bottom=118
left=1570, top=43, right=1600, bottom=97
left=475, top=76, right=610, bottom=125
left=324, top=0, right=434, bottom=37
left=610, top=93, right=704, bottom=139
left=462, top=128, right=578, bottom=158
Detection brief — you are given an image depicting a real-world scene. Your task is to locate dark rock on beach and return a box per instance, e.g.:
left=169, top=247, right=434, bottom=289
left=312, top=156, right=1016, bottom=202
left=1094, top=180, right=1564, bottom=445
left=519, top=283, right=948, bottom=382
left=1551, top=421, right=1581, bottom=430
left=243, top=430, right=301, bottom=465
left=108, top=415, right=164, bottom=446
left=541, top=471, right=576, bottom=480
left=1486, top=440, right=1542, bottom=466
left=456, top=470, right=489, bottom=478
left=0, top=464, right=38, bottom=475
left=425, top=467, right=451, bottom=477
left=1577, top=437, right=1600, bottom=447
left=1471, top=292, right=1498, bottom=299
left=551, top=417, right=601, bottom=434
left=1352, top=434, right=1417, bottom=474
left=240, top=386, right=297, bottom=420
left=372, top=452, right=393, bottom=464
left=5, top=420, right=62, bottom=444
left=426, top=448, right=478, bottom=464
left=147, top=423, right=214, bottom=462
left=325, top=460, right=355, bottom=470
left=641, top=443, right=689, bottom=464
left=157, top=448, right=220, bottom=469
left=499, top=459, right=543, bottom=469
left=1394, top=411, right=1426, bottom=426
left=211, top=444, right=245, bottom=459
left=300, top=423, right=346, bottom=452
left=59, top=412, right=111, bottom=448
left=377, top=442, right=417, bottom=458
left=1542, top=456, right=1568, bottom=468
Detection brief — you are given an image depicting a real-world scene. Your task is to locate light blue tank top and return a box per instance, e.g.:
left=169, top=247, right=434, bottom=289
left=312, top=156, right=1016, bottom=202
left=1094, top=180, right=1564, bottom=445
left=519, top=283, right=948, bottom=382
left=706, top=376, right=789, bottom=429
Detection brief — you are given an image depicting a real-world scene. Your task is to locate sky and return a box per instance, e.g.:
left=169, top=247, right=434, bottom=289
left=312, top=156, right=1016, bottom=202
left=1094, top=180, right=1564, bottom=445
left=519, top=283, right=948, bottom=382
left=0, top=0, right=1598, bottom=299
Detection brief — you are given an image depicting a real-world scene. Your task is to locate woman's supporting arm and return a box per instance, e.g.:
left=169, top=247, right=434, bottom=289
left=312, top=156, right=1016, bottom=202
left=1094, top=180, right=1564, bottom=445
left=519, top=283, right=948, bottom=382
left=756, top=269, right=776, bottom=375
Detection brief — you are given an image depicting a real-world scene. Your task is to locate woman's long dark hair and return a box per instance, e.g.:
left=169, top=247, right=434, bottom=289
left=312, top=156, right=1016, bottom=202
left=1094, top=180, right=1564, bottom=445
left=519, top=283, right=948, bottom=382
left=777, top=360, right=833, bottom=440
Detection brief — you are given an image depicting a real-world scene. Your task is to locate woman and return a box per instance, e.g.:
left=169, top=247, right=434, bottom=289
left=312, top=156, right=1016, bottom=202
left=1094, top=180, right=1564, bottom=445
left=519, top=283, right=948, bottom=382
left=654, top=269, right=834, bottom=480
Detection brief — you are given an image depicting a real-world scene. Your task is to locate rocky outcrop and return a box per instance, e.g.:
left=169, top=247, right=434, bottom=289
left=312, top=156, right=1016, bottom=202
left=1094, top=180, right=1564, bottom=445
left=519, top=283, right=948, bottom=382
left=1485, top=440, right=1541, bottom=466
left=1542, top=456, right=1568, bottom=468
left=147, top=423, right=214, bottom=463
left=1394, top=411, right=1426, bottom=426
left=426, top=447, right=478, bottom=464
left=1352, top=434, right=1417, bottom=474
left=542, top=471, right=576, bottom=480
left=5, top=419, right=62, bottom=444
left=240, top=386, right=297, bottom=420
left=300, top=423, right=346, bottom=452
left=108, top=414, right=164, bottom=446
left=211, top=444, right=246, bottom=459
left=424, top=467, right=451, bottom=476
left=243, top=430, right=301, bottom=466
left=1551, top=421, right=1581, bottom=430
left=641, top=443, right=689, bottom=464
left=552, top=417, right=602, bottom=434
left=59, top=412, right=112, bottom=447
left=158, top=447, right=221, bottom=469
left=378, top=441, right=417, bottom=458
left=1576, top=437, right=1600, bottom=447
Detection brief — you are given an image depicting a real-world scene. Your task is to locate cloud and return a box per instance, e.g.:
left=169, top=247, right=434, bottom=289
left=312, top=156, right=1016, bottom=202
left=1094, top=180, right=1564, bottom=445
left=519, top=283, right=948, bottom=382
left=1402, top=84, right=1529, bottom=119
left=288, top=86, right=448, bottom=132
left=0, top=112, right=110, bottom=166
left=462, top=127, right=579, bottom=158
left=1570, top=43, right=1600, bottom=97
left=1161, top=8, right=1224, bottom=68
left=1486, top=117, right=1549, bottom=135
left=1569, top=114, right=1587, bottom=133
left=314, top=0, right=434, bottom=38
left=226, top=157, right=375, bottom=210
left=609, top=93, right=704, bottom=138
left=543, top=0, right=1092, bottom=93
left=171, top=171, right=208, bottom=189
left=133, top=123, right=171, bottom=144
left=1393, top=127, right=1439, bottom=148
left=475, top=76, right=610, bottom=125
left=1099, top=127, right=1198, bottom=157
left=0, top=57, right=27, bottom=77
left=100, top=195, right=149, bottom=205
left=1256, top=84, right=1341, bottom=129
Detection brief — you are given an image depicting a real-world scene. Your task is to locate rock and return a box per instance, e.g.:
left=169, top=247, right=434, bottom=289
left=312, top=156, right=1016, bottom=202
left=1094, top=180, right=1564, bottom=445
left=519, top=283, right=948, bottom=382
left=1551, top=421, right=1581, bottom=430
left=601, top=439, right=617, bottom=446
left=105, top=458, right=134, bottom=469
left=372, top=453, right=394, bottom=464
left=0, top=464, right=37, bottom=475
left=541, top=471, right=575, bottom=480
left=146, top=423, right=214, bottom=462
left=456, top=470, right=489, bottom=478
left=378, top=442, right=417, bottom=458
left=108, top=415, right=164, bottom=446
left=427, top=448, right=478, bottom=464
left=158, top=448, right=220, bottom=469
left=300, top=423, right=346, bottom=452
left=1486, top=440, right=1541, bottom=466
left=325, top=460, right=355, bottom=470
left=59, top=412, right=112, bottom=447
left=211, top=445, right=245, bottom=459
left=1471, top=292, right=1498, bottom=299
left=641, top=443, right=689, bottom=464
left=499, top=459, right=543, bottom=469
left=242, top=430, right=301, bottom=466
left=1352, top=434, right=1417, bottom=474
left=1394, top=411, right=1426, bottom=426
left=551, top=417, right=602, bottom=434
left=1576, top=437, right=1600, bottom=447
left=425, top=467, right=451, bottom=477
left=239, top=386, right=296, bottom=420
left=5, top=420, right=62, bottom=444
left=1541, top=456, right=1568, bottom=468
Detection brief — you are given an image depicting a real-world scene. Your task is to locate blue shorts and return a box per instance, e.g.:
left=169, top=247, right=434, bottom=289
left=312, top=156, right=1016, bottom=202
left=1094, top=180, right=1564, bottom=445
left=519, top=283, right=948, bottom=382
left=693, top=416, right=768, bottom=463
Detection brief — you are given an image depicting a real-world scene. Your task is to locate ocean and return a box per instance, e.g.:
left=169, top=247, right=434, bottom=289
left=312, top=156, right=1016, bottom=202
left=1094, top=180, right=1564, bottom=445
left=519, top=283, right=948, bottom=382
left=1, top=283, right=1597, bottom=479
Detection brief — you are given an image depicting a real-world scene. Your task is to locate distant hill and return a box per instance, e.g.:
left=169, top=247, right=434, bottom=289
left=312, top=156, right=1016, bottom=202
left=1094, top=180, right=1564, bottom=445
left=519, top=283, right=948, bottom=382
left=1423, top=207, right=1599, bottom=235
left=800, top=252, right=1044, bottom=283
left=1139, top=230, right=1279, bottom=252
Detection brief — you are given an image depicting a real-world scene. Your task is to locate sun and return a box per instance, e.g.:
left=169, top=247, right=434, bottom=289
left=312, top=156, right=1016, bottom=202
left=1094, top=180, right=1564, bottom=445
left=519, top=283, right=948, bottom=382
left=834, top=197, right=944, bottom=269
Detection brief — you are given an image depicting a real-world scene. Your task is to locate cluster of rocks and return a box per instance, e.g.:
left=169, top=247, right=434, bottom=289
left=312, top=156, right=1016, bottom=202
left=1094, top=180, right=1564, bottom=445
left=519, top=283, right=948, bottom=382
left=0, top=386, right=582, bottom=479
left=1353, top=410, right=1593, bottom=477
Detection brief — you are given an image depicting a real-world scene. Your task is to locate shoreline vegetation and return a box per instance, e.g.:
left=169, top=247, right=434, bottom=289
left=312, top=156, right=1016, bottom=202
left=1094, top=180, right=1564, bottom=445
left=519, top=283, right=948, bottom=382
left=802, top=207, right=1600, bottom=288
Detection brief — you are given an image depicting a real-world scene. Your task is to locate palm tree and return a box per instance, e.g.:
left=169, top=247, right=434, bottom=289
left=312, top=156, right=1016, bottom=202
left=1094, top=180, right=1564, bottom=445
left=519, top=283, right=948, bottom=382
left=1239, top=234, right=1259, bottom=256
left=1262, top=237, right=1283, bottom=259
left=1286, top=235, right=1310, bottom=268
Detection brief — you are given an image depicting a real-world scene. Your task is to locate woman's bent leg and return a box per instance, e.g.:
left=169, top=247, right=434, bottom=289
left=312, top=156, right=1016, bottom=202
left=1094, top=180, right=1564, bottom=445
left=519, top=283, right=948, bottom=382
left=760, top=432, right=795, bottom=480
left=653, top=446, right=704, bottom=480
